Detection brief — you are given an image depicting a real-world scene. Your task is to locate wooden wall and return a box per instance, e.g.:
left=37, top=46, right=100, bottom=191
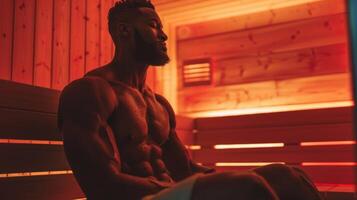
left=176, top=0, right=352, bottom=114
left=0, top=0, right=159, bottom=91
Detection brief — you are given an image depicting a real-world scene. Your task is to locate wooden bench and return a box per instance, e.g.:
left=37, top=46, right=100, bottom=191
left=0, top=80, right=197, bottom=200
left=1, top=79, right=355, bottom=199
left=0, top=80, right=84, bottom=200
left=180, top=107, right=357, bottom=200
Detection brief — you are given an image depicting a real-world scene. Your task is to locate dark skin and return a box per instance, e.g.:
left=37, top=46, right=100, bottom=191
left=58, top=7, right=324, bottom=200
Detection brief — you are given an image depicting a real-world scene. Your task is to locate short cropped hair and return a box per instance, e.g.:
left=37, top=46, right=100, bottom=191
left=108, top=0, right=155, bottom=36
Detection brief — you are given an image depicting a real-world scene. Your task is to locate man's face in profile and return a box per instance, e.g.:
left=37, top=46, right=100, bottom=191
left=133, top=7, right=170, bottom=66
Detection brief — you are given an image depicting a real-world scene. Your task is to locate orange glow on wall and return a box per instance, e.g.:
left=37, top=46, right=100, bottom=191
left=302, top=162, right=357, bottom=166
left=184, top=101, right=353, bottom=118
left=185, top=145, right=202, bottom=150
left=214, top=143, right=284, bottom=149
left=301, top=141, right=356, bottom=146
left=0, top=139, right=63, bottom=145
left=0, top=170, right=72, bottom=178
left=215, top=162, right=285, bottom=167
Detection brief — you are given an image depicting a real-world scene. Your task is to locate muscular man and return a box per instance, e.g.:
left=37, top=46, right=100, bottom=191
left=58, top=0, right=324, bottom=199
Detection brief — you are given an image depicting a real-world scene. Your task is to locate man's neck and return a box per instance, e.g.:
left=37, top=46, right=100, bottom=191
left=109, top=50, right=149, bottom=92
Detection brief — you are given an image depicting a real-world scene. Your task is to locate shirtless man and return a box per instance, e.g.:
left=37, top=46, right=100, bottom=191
left=58, top=0, right=324, bottom=199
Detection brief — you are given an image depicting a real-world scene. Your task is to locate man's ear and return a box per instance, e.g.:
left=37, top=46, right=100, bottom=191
left=117, top=23, right=132, bottom=38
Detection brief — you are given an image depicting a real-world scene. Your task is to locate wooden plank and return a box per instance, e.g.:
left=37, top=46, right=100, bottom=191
left=12, top=0, right=36, bottom=85
left=179, top=73, right=351, bottom=114
left=0, top=0, right=14, bottom=80
left=176, top=0, right=346, bottom=40
left=215, top=43, right=349, bottom=86
left=176, top=130, right=194, bottom=146
left=33, top=0, right=53, bottom=88
left=195, top=106, right=352, bottom=130
left=176, top=115, right=194, bottom=130
left=100, top=0, right=113, bottom=66
left=195, top=123, right=354, bottom=145
left=212, top=166, right=355, bottom=185
left=193, top=146, right=354, bottom=163
left=0, top=175, right=84, bottom=200
left=302, top=166, right=356, bottom=185
left=177, top=13, right=348, bottom=63
left=0, top=108, right=60, bottom=140
left=52, top=0, right=70, bottom=90
left=0, top=144, right=70, bottom=173
left=70, top=0, right=86, bottom=82
left=85, top=0, right=101, bottom=73
left=0, top=80, right=60, bottom=113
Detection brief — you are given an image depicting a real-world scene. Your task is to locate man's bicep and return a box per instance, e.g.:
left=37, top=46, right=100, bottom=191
left=58, top=77, right=120, bottom=173
left=61, top=114, right=121, bottom=175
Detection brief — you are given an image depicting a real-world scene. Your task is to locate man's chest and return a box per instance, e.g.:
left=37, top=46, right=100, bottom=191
left=108, top=85, right=171, bottom=146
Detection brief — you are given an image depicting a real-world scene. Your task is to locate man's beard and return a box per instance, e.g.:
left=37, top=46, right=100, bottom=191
left=134, top=30, right=170, bottom=66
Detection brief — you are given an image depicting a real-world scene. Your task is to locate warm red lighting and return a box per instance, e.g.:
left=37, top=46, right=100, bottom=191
left=301, top=141, right=356, bottom=146
left=302, top=162, right=357, bottom=166
left=185, top=101, right=353, bottom=118
left=215, top=162, right=285, bottom=167
left=185, top=145, right=202, bottom=150
left=214, top=143, right=284, bottom=149
left=0, top=170, right=72, bottom=178
left=0, top=139, right=63, bottom=145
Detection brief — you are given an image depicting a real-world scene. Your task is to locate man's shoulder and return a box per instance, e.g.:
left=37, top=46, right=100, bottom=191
left=63, top=76, right=114, bottom=97
left=59, top=76, right=117, bottom=114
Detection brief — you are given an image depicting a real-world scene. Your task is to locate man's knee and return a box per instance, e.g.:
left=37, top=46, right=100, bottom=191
left=192, top=172, right=278, bottom=200
left=253, top=164, right=323, bottom=200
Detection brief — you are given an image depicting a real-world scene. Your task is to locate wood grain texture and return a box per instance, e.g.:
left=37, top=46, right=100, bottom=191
left=0, top=0, right=14, bottom=80
left=100, top=0, right=114, bottom=66
left=179, top=73, right=351, bottom=113
left=0, top=108, right=60, bottom=140
left=34, top=0, right=53, bottom=88
left=213, top=166, right=355, bottom=185
left=214, top=43, right=349, bottom=86
left=0, top=79, right=60, bottom=113
left=176, top=0, right=346, bottom=40
left=193, top=146, right=354, bottom=164
left=0, top=175, right=84, bottom=200
left=70, top=0, right=86, bottom=82
left=177, top=13, right=348, bottom=62
left=85, top=0, right=101, bottom=73
left=0, top=144, right=70, bottom=173
left=195, top=123, right=354, bottom=145
left=12, top=0, right=35, bottom=84
left=52, top=0, right=70, bottom=90
left=195, top=106, right=353, bottom=130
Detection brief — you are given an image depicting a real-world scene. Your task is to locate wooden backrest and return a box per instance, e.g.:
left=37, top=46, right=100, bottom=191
left=191, top=107, right=356, bottom=185
left=0, top=80, right=84, bottom=200
left=0, top=80, right=196, bottom=200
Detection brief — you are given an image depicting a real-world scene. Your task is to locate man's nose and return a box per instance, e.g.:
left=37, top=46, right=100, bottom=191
left=158, top=30, right=168, bottom=42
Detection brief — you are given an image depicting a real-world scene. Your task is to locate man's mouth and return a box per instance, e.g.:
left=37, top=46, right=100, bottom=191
left=158, top=43, right=167, bottom=52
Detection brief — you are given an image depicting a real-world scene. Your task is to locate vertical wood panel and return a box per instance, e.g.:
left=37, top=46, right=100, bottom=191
left=52, top=0, right=70, bottom=90
left=100, top=0, right=113, bottom=66
left=0, top=0, right=14, bottom=80
left=12, top=0, right=35, bottom=84
left=85, top=0, right=101, bottom=73
left=34, top=0, right=53, bottom=88
left=70, top=0, right=86, bottom=81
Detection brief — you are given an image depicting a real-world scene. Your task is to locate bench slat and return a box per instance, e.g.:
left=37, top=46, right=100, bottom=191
left=0, top=174, right=84, bottom=200
left=195, top=123, right=353, bottom=145
left=195, top=107, right=353, bottom=130
left=213, top=166, right=355, bottom=184
left=0, top=80, right=60, bottom=113
left=0, top=108, right=61, bottom=140
left=0, top=144, right=70, bottom=173
left=193, top=146, right=354, bottom=163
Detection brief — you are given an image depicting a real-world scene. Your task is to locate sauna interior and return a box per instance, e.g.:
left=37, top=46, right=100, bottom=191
left=0, top=0, right=356, bottom=199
